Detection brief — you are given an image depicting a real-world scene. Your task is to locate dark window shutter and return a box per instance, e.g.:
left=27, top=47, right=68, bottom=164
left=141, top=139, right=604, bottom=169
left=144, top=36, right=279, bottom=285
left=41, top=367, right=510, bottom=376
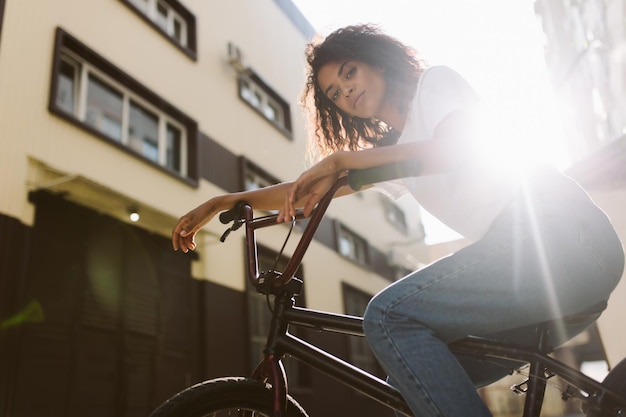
left=12, top=191, right=196, bottom=416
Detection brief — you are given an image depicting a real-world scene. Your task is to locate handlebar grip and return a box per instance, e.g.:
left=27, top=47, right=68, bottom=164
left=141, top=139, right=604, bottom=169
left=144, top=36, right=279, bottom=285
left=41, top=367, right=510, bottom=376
left=219, top=200, right=248, bottom=224
left=347, top=160, right=423, bottom=191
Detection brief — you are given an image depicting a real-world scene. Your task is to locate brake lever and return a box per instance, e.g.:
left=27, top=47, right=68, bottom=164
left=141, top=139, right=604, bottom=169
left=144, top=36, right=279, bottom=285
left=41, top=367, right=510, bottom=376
left=219, top=219, right=244, bottom=242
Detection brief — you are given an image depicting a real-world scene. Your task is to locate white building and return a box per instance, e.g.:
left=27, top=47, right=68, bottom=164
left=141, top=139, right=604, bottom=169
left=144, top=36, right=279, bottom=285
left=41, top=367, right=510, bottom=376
left=535, top=0, right=626, bottom=368
left=0, top=0, right=438, bottom=415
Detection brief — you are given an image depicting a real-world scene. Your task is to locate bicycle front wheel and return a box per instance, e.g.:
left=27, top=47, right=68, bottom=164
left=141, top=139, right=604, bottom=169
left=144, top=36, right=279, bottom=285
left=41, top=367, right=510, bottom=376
left=149, top=377, right=309, bottom=417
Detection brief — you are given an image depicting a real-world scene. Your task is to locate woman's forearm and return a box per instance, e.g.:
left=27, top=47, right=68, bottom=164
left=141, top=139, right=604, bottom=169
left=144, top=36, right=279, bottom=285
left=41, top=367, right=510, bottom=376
left=333, top=142, right=431, bottom=173
left=213, top=181, right=296, bottom=212
left=333, top=110, right=473, bottom=176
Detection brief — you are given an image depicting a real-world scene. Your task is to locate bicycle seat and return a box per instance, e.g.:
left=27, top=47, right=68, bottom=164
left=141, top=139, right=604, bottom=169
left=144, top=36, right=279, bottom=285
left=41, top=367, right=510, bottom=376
left=498, top=299, right=608, bottom=351
left=453, top=300, right=608, bottom=388
left=559, top=299, right=607, bottom=326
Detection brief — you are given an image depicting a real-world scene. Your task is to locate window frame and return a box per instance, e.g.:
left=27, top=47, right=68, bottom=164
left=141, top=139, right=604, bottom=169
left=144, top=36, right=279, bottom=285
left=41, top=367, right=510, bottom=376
left=237, top=72, right=293, bottom=139
left=120, top=0, right=197, bottom=60
left=49, top=28, right=199, bottom=186
left=334, top=222, right=369, bottom=266
left=381, top=196, right=408, bottom=234
left=0, top=0, right=6, bottom=50
left=240, top=157, right=281, bottom=192
left=341, top=283, right=383, bottom=378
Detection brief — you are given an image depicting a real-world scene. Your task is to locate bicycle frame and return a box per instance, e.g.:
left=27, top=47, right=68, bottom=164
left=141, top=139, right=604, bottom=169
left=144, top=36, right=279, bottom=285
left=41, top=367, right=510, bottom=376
left=235, top=176, right=626, bottom=417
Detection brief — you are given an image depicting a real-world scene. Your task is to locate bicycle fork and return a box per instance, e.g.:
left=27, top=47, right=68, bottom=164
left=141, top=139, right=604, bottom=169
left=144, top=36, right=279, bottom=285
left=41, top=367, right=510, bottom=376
left=250, top=290, right=294, bottom=417
left=521, top=324, right=551, bottom=417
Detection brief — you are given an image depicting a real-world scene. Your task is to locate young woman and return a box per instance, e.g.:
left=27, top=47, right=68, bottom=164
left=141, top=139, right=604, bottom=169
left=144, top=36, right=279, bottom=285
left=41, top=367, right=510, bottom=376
left=172, top=25, right=624, bottom=417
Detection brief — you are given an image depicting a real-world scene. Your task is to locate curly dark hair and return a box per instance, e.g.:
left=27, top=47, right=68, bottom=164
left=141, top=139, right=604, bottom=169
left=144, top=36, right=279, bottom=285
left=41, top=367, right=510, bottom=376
left=303, top=24, right=426, bottom=158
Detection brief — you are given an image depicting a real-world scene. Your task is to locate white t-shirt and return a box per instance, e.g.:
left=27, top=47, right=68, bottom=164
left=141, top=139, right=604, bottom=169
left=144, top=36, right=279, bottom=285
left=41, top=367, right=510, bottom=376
left=375, top=66, right=522, bottom=241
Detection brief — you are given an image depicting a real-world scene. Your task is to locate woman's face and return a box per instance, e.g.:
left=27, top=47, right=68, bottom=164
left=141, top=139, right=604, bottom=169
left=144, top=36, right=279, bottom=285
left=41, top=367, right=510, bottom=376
left=317, top=60, right=387, bottom=119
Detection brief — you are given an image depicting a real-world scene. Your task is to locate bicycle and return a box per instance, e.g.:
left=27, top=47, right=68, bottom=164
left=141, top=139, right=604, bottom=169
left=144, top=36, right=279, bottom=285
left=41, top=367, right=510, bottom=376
left=151, top=161, right=626, bottom=417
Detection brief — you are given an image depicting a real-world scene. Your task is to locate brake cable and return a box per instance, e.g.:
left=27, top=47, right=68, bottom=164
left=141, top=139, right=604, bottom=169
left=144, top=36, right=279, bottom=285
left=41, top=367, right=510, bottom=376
left=265, top=215, right=298, bottom=311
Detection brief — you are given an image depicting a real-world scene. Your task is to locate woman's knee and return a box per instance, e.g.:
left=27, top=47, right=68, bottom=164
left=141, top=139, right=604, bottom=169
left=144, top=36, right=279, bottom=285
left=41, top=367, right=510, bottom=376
left=362, top=292, right=386, bottom=339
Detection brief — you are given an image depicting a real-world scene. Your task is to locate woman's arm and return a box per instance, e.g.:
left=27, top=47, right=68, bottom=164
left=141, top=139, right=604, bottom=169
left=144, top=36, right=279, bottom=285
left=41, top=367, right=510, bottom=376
left=172, top=180, right=357, bottom=252
left=172, top=182, right=295, bottom=252
left=174, top=110, right=472, bottom=251
left=335, top=110, right=474, bottom=174
left=280, top=109, right=473, bottom=219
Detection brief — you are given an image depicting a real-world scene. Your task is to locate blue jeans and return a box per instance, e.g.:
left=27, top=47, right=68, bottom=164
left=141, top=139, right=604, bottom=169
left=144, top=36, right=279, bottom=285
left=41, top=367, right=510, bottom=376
left=362, top=167, right=624, bottom=417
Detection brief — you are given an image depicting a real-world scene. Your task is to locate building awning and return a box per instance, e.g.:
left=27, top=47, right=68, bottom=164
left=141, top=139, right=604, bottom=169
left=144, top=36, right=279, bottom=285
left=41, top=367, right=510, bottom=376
left=27, top=159, right=178, bottom=239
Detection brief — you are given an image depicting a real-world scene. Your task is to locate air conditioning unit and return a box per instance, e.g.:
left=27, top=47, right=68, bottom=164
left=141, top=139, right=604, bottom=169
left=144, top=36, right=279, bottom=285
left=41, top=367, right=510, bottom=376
left=227, top=42, right=250, bottom=75
left=386, top=247, right=422, bottom=271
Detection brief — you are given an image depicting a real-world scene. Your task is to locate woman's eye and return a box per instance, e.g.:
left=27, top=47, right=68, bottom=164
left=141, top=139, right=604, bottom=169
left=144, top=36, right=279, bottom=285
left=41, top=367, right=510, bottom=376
left=332, top=89, right=340, bottom=100
left=346, top=67, right=355, bottom=79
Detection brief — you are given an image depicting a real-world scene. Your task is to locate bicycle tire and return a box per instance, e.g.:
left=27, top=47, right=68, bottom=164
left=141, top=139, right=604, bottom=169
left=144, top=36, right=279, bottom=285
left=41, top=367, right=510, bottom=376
left=586, top=358, right=626, bottom=417
left=149, top=377, right=309, bottom=417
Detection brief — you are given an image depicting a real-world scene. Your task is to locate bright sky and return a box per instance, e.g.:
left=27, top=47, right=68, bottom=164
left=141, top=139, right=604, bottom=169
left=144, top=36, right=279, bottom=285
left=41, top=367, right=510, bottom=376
left=292, top=0, right=570, bottom=244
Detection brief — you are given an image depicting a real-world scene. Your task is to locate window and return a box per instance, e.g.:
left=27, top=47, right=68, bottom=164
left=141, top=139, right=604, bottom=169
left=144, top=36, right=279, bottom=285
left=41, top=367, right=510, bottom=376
left=242, top=158, right=280, bottom=191
left=85, top=74, right=124, bottom=141
left=122, top=0, right=196, bottom=59
left=166, top=123, right=182, bottom=172
left=342, top=284, right=382, bottom=377
left=336, top=223, right=369, bottom=265
left=247, top=245, right=310, bottom=389
left=381, top=196, right=408, bottom=234
left=238, top=74, right=292, bottom=138
left=49, top=29, right=198, bottom=183
left=56, top=59, right=78, bottom=114
left=57, top=51, right=186, bottom=173
left=241, top=158, right=281, bottom=215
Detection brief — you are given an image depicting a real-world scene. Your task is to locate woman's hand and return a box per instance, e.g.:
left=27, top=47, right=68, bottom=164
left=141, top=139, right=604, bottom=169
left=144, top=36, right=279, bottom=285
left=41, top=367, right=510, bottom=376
left=173, top=183, right=300, bottom=251
left=278, top=154, right=344, bottom=221
left=172, top=200, right=218, bottom=252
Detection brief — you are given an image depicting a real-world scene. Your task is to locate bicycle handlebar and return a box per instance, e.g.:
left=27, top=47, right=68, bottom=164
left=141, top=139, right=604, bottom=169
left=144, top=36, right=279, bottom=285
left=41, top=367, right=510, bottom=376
left=218, top=159, right=422, bottom=225
left=347, top=159, right=422, bottom=191
left=218, top=160, right=422, bottom=290
left=219, top=200, right=248, bottom=224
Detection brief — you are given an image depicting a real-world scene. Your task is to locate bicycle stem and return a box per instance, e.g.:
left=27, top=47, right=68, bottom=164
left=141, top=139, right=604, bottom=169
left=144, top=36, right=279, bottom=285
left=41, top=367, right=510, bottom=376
left=244, top=176, right=350, bottom=289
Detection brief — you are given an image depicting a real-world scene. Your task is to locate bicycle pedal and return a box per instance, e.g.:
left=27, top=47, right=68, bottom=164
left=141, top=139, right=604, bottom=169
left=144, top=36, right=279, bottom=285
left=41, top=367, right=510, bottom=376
left=511, top=379, right=529, bottom=395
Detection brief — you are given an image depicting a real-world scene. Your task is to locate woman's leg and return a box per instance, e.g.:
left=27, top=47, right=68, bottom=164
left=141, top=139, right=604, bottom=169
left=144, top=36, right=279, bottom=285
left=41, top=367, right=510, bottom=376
left=363, top=178, right=623, bottom=417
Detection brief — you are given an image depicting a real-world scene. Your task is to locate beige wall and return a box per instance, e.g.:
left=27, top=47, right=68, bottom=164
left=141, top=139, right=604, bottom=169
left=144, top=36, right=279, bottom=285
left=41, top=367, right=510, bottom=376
left=0, top=0, right=429, bottom=316
left=0, top=0, right=309, bottom=224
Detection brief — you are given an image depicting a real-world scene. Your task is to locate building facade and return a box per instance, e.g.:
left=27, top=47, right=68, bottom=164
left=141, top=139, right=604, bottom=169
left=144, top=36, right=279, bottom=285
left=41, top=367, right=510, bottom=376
left=1, top=0, right=625, bottom=416
left=0, top=0, right=435, bottom=416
